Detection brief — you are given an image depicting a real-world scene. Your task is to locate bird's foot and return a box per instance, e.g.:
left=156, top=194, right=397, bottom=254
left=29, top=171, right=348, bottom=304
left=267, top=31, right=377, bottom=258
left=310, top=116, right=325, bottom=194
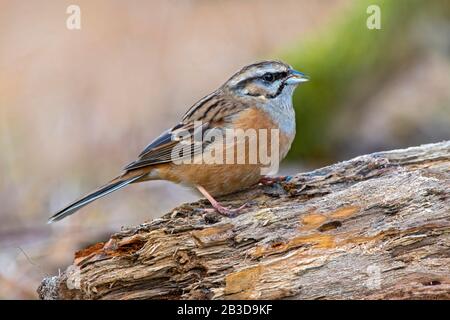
left=214, top=202, right=249, bottom=217
left=195, top=185, right=249, bottom=217
left=259, top=175, right=291, bottom=186
left=201, top=202, right=248, bottom=217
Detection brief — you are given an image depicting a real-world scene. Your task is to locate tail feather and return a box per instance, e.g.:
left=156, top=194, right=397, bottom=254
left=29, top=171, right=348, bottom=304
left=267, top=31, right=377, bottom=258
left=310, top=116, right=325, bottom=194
left=48, top=174, right=145, bottom=223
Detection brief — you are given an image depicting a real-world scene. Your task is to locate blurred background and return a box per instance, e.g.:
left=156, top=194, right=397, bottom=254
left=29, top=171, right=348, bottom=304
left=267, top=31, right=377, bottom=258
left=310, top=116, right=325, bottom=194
left=0, top=0, right=449, bottom=299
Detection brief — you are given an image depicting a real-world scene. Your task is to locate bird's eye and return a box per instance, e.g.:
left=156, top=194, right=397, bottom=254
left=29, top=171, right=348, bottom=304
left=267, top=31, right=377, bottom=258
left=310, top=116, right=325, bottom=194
left=262, top=73, right=274, bottom=82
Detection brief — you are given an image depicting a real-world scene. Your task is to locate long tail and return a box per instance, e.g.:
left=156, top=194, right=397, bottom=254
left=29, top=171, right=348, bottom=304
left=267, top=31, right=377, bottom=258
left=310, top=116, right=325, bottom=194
left=48, top=173, right=146, bottom=223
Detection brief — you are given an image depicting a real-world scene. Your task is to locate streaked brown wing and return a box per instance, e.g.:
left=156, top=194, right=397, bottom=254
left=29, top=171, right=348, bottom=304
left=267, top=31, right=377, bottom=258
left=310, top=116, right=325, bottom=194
left=124, top=122, right=207, bottom=170
left=124, top=93, right=248, bottom=171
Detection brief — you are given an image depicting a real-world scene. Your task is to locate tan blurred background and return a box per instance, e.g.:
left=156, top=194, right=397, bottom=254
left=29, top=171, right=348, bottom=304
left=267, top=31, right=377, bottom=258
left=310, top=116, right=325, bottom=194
left=0, top=0, right=449, bottom=299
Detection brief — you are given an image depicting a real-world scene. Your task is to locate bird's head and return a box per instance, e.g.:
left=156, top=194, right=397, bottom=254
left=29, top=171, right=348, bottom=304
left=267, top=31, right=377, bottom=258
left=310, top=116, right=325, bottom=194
left=223, top=60, right=308, bottom=100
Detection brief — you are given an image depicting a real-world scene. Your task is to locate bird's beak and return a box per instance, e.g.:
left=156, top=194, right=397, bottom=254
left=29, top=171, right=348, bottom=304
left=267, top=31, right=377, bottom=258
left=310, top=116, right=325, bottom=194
left=285, top=69, right=309, bottom=84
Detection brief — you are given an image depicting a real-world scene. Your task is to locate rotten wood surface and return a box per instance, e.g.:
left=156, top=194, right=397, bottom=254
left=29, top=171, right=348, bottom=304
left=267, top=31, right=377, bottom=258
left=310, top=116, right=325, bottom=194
left=38, top=141, right=450, bottom=300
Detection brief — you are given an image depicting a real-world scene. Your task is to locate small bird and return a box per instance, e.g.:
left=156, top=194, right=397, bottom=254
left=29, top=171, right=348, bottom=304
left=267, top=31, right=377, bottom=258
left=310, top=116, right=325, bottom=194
left=49, top=60, right=308, bottom=223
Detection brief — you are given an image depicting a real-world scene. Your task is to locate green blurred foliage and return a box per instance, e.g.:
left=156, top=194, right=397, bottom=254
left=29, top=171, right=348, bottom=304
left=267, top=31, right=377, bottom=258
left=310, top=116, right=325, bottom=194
left=284, top=0, right=450, bottom=164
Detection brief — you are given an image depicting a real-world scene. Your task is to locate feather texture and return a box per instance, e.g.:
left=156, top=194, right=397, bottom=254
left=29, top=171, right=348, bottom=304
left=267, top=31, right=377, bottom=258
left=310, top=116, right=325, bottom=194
left=48, top=173, right=145, bottom=223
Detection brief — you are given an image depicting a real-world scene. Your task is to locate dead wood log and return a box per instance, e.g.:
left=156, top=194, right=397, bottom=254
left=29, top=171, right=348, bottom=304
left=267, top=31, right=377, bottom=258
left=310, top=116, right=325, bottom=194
left=38, top=141, right=450, bottom=300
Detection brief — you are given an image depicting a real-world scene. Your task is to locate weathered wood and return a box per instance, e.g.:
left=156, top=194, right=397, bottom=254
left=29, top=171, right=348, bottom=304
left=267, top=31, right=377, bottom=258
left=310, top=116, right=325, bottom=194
left=38, top=141, right=450, bottom=300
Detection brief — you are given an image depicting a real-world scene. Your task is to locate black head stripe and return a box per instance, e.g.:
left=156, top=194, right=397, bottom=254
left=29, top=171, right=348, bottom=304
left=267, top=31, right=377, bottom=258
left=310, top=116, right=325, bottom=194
left=273, top=71, right=288, bottom=81
left=261, top=71, right=288, bottom=82
left=266, top=80, right=287, bottom=99
left=236, top=71, right=288, bottom=87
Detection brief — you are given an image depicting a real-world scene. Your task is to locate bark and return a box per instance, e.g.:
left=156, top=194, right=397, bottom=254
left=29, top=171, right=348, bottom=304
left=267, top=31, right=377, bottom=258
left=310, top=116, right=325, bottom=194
left=38, top=141, right=450, bottom=300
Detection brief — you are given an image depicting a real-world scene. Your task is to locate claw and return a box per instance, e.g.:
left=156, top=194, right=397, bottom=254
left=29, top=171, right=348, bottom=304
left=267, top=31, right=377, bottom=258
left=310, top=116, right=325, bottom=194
left=196, top=185, right=248, bottom=218
left=259, top=175, right=290, bottom=186
left=199, top=203, right=248, bottom=217
left=214, top=202, right=248, bottom=217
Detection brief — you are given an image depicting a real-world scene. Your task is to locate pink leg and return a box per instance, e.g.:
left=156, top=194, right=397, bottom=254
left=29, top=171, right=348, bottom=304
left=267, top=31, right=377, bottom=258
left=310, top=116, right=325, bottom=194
left=196, top=185, right=247, bottom=217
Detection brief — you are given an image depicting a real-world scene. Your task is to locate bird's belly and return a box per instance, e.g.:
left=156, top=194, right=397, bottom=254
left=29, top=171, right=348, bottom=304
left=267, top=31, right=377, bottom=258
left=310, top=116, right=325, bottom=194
left=157, top=163, right=261, bottom=196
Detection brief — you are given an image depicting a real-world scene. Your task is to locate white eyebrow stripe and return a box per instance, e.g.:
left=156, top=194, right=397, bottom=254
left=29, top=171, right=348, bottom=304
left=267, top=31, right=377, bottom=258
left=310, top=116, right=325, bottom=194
left=229, top=65, right=288, bottom=86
